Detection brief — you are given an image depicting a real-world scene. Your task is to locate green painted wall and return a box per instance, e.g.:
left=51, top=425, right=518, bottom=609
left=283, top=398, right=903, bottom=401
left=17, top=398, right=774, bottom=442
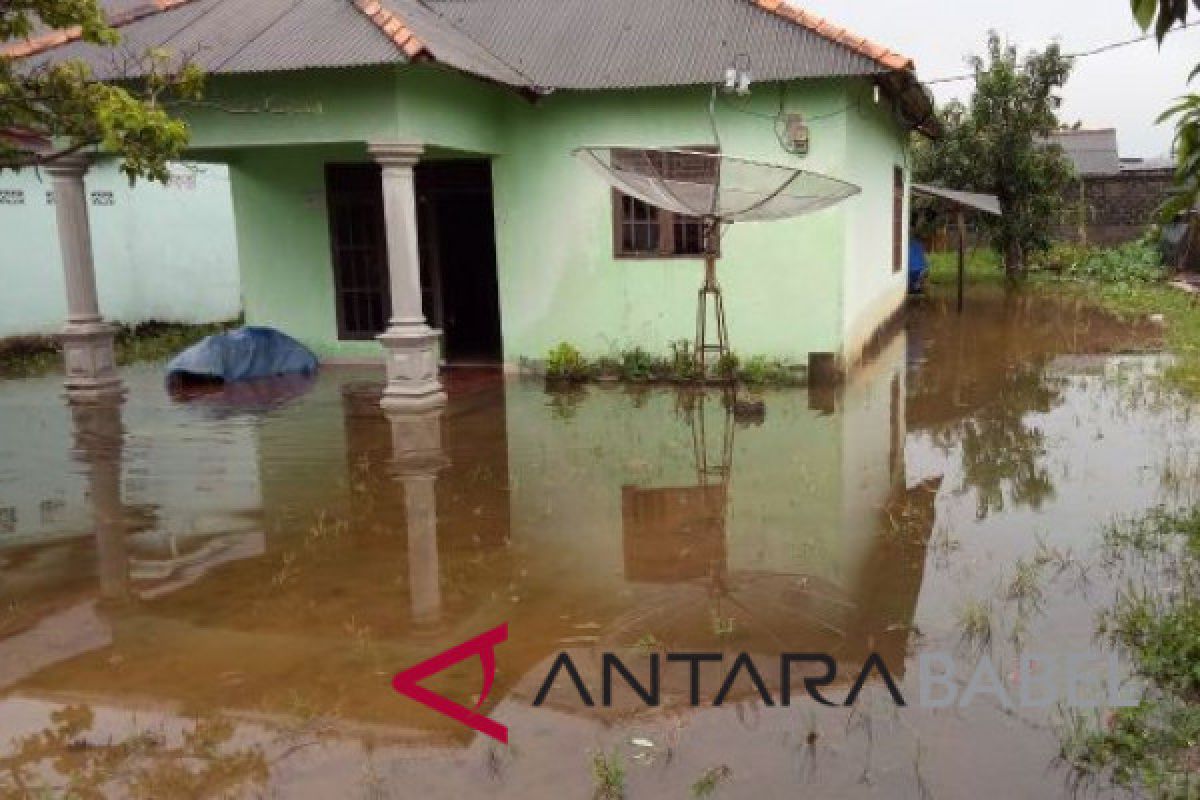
left=226, top=144, right=380, bottom=359
left=186, top=65, right=910, bottom=366
left=840, top=81, right=910, bottom=363
left=187, top=65, right=510, bottom=155
left=197, top=66, right=518, bottom=359
left=493, top=80, right=853, bottom=365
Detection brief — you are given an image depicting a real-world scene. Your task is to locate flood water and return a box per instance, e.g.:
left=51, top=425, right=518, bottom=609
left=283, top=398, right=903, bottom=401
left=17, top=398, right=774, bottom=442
left=0, top=287, right=1193, bottom=798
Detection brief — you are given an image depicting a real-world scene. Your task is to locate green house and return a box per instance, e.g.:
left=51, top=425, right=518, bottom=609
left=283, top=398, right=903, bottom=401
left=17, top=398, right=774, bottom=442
left=24, top=0, right=934, bottom=408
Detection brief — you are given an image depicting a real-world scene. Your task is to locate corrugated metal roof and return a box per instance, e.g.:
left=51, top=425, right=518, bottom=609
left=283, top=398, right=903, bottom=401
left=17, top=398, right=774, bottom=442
left=22, top=0, right=896, bottom=87
left=398, top=0, right=888, bottom=90
left=15, top=0, right=936, bottom=136
left=24, top=0, right=407, bottom=76
left=1041, top=129, right=1121, bottom=177
left=912, top=184, right=1001, bottom=216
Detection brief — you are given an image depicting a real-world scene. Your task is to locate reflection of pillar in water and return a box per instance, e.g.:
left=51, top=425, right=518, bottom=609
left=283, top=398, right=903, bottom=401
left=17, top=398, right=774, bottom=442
left=386, top=408, right=449, bottom=626
left=69, top=395, right=127, bottom=600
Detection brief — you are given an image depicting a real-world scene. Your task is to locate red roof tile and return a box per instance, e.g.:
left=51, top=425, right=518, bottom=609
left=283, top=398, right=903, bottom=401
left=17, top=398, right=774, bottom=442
left=1, top=0, right=195, bottom=58
left=752, top=0, right=914, bottom=72
left=353, top=0, right=429, bottom=59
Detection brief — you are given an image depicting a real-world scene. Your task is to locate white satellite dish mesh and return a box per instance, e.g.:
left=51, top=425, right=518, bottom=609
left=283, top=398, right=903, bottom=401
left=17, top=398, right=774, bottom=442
left=573, top=147, right=861, bottom=223
left=572, top=146, right=863, bottom=379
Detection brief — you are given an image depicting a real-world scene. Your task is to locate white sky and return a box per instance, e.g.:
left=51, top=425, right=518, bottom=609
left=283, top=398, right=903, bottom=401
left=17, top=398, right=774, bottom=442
left=800, top=0, right=1200, bottom=158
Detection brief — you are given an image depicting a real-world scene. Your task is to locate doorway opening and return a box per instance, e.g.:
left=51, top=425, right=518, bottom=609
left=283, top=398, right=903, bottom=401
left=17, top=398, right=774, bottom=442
left=416, top=160, right=503, bottom=364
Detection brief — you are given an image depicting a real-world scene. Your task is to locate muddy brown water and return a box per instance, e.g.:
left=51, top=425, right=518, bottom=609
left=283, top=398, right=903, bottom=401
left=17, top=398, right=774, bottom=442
left=0, top=287, right=1193, bottom=798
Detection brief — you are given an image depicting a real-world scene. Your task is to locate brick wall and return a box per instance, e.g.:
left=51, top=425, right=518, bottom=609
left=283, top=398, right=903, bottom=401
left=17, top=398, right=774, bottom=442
left=1057, top=169, right=1175, bottom=245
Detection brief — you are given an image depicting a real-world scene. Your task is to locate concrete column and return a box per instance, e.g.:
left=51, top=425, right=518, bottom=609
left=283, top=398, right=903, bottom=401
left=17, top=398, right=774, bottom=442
left=369, top=143, right=446, bottom=412
left=45, top=155, right=123, bottom=401
left=387, top=408, right=449, bottom=627
left=69, top=397, right=129, bottom=602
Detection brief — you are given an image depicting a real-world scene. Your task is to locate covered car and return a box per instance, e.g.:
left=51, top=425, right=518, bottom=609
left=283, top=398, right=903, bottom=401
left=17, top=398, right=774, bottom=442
left=166, top=327, right=317, bottom=385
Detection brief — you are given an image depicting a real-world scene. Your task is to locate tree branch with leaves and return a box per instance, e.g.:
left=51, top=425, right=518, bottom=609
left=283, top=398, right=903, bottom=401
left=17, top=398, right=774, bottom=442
left=1130, top=0, right=1200, bottom=220
left=0, top=0, right=203, bottom=183
left=914, top=33, right=1076, bottom=279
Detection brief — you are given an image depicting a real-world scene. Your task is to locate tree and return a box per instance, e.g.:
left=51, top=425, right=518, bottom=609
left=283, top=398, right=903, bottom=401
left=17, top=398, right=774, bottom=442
left=914, top=33, right=1075, bottom=278
left=0, top=0, right=202, bottom=182
left=1130, top=0, right=1200, bottom=219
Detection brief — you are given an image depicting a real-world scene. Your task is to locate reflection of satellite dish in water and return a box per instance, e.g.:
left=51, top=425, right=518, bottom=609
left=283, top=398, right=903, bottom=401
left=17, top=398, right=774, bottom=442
left=574, top=147, right=862, bottom=375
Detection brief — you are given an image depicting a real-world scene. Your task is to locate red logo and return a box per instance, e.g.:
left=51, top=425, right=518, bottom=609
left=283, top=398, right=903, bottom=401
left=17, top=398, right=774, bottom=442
left=392, top=623, right=509, bottom=743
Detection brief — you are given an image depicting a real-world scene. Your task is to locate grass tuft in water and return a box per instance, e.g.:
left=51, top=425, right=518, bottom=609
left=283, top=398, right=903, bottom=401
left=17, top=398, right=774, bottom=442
left=1064, top=505, right=1200, bottom=796
left=690, top=764, right=732, bottom=798
left=589, top=748, right=626, bottom=800
left=1006, top=558, right=1046, bottom=614
left=956, top=598, right=994, bottom=653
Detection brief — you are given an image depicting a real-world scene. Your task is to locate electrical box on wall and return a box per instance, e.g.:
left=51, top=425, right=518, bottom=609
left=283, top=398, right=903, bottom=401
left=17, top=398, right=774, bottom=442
left=783, top=113, right=810, bottom=156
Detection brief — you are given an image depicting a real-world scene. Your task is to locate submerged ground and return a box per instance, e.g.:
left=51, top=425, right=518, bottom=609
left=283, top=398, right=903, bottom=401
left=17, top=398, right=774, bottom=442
left=0, top=285, right=1195, bottom=798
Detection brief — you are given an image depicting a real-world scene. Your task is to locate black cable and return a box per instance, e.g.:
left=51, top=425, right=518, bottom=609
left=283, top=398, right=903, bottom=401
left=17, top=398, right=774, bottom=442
left=924, top=20, right=1200, bottom=86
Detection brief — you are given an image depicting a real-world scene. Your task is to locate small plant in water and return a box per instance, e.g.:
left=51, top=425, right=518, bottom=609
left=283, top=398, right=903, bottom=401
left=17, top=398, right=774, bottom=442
left=589, top=748, right=626, bottom=800
left=619, top=347, right=657, bottom=382
left=545, top=342, right=591, bottom=383
left=691, top=765, right=732, bottom=798
left=670, top=340, right=700, bottom=382
left=711, top=612, right=736, bottom=638
left=1006, top=557, right=1045, bottom=613
left=956, top=598, right=993, bottom=652
left=738, top=355, right=796, bottom=387
left=631, top=632, right=663, bottom=653
left=715, top=352, right=739, bottom=381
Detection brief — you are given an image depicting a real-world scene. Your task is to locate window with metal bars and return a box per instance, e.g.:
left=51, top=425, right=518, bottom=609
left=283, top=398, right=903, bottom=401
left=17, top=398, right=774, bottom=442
left=612, top=147, right=717, bottom=259
left=326, top=164, right=391, bottom=341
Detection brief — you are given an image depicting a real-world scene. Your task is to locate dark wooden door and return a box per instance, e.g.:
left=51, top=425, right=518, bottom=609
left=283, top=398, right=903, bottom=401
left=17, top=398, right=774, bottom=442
left=326, top=164, right=391, bottom=340
left=415, top=161, right=502, bottom=362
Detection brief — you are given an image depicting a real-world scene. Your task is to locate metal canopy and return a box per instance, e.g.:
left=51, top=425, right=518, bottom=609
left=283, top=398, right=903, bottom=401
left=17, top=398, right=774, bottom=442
left=574, top=147, right=861, bottom=223
left=912, top=183, right=1001, bottom=216
left=910, top=184, right=1000, bottom=315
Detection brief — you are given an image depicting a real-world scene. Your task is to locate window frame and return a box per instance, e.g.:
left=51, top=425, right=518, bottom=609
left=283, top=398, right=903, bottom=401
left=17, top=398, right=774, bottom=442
left=611, top=147, right=719, bottom=261
left=892, top=165, right=905, bottom=274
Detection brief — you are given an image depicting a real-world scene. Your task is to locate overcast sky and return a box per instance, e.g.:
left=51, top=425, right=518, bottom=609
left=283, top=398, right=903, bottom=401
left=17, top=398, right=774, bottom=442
left=800, top=0, right=1200, bottom=158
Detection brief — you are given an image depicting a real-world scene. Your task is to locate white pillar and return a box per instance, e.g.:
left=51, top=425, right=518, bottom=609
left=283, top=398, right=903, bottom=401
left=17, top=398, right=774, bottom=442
left=45, top=154, right=123, bottom=401
left=387, top=408, right=449, bottom=626
left=69, top=398, right=128, bottom=601
left=369, top=143, right=446, bottom=411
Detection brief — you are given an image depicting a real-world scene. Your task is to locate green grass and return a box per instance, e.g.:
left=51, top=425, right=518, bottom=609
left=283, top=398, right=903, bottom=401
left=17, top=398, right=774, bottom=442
left=589, top=749, right=626, bottom=800
left=0, top=319, right=239, bottom=380
left=1061, top=506, right=1200, bottom=797
left=926, top=247, right=1006, bottom=287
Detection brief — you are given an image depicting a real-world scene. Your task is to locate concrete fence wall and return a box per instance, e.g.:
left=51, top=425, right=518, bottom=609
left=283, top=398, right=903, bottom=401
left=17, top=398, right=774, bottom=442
left=0, top=160, right=241, bottom=338
left=1057, top=170, right=1174, bottom=246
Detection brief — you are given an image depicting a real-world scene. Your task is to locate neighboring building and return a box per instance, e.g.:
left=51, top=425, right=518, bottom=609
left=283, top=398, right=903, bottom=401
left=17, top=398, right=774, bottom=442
left=1047, top=128, right=1122, bottom=176
left=1044, top=128, right=1174, bottom=246
left=15, top=0, right=936, bottom=385
left=0, top=160, right=240, bottom=338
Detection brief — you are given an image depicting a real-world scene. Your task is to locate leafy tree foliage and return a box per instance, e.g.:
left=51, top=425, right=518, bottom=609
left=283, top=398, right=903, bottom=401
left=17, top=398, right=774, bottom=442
left=914, top=33, right=1075, bottom=278
left=1130, top=0, right=1200, bottom=219
left=0, top=0, right=202, bottom=182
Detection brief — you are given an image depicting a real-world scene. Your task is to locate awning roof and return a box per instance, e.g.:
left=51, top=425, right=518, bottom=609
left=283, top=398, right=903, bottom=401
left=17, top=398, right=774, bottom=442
left=912, top=184, right=1001, bottom=216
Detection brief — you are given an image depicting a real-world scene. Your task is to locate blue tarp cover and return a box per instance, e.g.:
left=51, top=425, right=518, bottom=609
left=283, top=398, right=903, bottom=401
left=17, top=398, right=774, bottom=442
left=908, top=239, right=930, bottom=293
left=166, top=327, right=317, bottom=383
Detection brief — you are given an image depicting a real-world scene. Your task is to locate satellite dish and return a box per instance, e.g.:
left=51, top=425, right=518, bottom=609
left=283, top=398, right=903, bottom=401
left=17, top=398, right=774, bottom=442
left=573, top=147, right=861, bottom=376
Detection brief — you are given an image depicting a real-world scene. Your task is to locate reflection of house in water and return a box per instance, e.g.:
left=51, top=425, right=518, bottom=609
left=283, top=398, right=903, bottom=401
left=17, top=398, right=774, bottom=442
left=2, top=327, right=940, bottom=747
